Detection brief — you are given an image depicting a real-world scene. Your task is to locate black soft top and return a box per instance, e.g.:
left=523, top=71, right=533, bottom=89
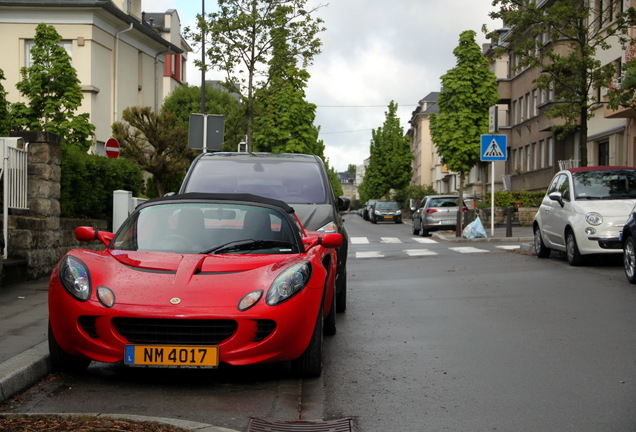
left=140, top=193, right=295, bottom=214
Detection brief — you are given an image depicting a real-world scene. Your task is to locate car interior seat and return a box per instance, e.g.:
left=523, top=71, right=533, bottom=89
left=243, top=210, right=278, bottom=241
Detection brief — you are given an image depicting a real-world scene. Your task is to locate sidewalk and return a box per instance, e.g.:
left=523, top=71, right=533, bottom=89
left=0, top=227, right=535, bottom=426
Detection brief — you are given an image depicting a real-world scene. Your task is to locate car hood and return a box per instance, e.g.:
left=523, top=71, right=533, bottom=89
left=570, top=199, right=636, bottom=217
left=69, top=250, right=309, bottom=308
left=292, top=203, right=333, bottom=231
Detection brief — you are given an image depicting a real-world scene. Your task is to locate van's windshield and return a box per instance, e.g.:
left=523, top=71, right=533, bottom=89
left=183, top=159, right=328, bottom=204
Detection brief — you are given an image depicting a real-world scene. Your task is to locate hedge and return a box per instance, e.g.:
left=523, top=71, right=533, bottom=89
left=60, top=148, right=143, bottom=221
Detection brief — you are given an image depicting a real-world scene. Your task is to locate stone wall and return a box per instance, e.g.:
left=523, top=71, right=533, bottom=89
left=2, top=132, right=107, bottom=281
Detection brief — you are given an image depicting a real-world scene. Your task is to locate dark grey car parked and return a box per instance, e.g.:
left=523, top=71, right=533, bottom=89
left=179, top=152, right=350, bottom=312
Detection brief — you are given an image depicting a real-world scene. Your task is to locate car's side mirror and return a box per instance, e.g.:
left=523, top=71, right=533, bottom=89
left=548, top=191, right=564, bottom=207
left=337, top=196, right=351, bottom=212
left=75, top=226, right=115, bottom=246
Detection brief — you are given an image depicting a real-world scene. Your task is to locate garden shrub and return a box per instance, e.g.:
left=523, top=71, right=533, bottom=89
left=60, top=147, right=143, bottom=220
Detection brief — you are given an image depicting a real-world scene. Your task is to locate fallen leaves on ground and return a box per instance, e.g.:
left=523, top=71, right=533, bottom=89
left=0, top=414, right=189, bottom=432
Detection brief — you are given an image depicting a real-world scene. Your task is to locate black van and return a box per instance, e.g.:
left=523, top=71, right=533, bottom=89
left=179, top=152, right=350, bottom=312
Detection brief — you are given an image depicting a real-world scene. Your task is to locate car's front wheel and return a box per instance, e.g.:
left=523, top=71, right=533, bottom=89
left=534, top=226, right=551, bottom=258
left=48, top=322, right=91, bottom=373
left=566, top=229, right=583, bottom=266
left=624, top=236, right=636, bottom=284
left=412, top=218, right=420, bottom=235
left=291, top=306, right=323, bottom=378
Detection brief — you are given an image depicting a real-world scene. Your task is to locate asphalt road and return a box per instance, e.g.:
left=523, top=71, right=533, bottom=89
left=2, top=215, right=636, bottom=432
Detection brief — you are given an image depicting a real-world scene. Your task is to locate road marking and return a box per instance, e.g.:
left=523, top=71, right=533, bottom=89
left=412, top=237, right=438, bottom=244
left=381, top=237, right=402, bottom=243
left=404, top=249, right=438, bottom=256
left=350, top=237, right=369, bottom=244
left=356, top=251, right=384, bottom=258
left=449, top=246, right=490, bottom=254
left=496, top=245, right=520, bottom=250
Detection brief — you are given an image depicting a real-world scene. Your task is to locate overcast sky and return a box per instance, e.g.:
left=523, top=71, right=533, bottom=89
left=152, top=1, right=501, bottom=172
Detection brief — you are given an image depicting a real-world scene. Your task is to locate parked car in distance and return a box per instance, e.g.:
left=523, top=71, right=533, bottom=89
left=534, top=166, right=636, bottom=266
left=370, top=200, right=402, bottom=224
left=411, top=195, right=462, bottom=236
left=362, top=199, right=378, bottom=221
left=48, top=193, right=342, bottom=378
left=178, top=152, right=350, bottom=312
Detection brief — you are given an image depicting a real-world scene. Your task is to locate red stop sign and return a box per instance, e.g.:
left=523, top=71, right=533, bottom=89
left=105, top=138, right=120, bottom=159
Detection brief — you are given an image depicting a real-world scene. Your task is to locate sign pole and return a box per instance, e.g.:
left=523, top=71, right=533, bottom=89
left=491, top=161, right=495, bottom=237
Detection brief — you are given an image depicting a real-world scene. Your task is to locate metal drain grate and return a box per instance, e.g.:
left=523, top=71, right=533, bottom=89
left=248, top=417, right=353, bottom=432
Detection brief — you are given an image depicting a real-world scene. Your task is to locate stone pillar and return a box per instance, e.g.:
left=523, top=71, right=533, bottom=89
left=9, top=131, right=62, bottom=279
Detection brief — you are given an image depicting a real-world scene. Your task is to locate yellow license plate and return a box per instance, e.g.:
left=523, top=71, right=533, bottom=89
left=124, top=345, right=219, bottom=367
left=385, top=215, right=393, bottom=219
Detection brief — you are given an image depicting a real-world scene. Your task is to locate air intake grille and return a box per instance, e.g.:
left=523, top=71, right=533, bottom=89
left=113, top=318, right=237, bottom=345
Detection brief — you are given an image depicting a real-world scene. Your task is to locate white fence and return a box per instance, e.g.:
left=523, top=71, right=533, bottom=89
left=1, top=137, right=28, bottom=259
left=112, top=190, right=147, bottom=233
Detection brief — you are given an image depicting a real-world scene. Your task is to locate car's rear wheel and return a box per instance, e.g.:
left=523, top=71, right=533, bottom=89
left=534, top=226, right=551, bottom=258
left=48, top=322, right=91, bottom=373
left=624, top=236, right=636, bottom=284
left=566, top=229, right=583, bottom=266
left=291, top=306, right=323, bottom=378
left=420, top=221, right=429, bottom=237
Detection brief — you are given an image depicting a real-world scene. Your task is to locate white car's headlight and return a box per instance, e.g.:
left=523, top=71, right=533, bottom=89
left=266, top=262, right=312, bottom=306
left=585, top=212, right=603, bottom=226
left=59, top=255, right=91, bottom=301
left=396, top=210, right=402, bottom=215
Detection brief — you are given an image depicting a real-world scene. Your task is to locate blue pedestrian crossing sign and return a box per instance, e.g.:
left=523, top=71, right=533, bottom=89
left=480, top=134, right=507, bottom=161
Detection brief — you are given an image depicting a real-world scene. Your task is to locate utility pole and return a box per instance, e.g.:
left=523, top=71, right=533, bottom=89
left=200, top=0, right=206, bottom=114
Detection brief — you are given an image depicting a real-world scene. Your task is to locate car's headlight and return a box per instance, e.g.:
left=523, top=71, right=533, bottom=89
left=59, top=255, right=91, bottom=301
left=585, top=212, right=603, bottom=226
left=396, top=210, right=402, bottom=215
left=266, top=262, right=312, bottom=306
left=318, top=221, right=338, bottom=233
left=375, top=210, right=381, bottom=215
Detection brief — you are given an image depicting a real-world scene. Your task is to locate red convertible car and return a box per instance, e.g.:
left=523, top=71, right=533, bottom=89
left=48, top=193, right=342, bottom=378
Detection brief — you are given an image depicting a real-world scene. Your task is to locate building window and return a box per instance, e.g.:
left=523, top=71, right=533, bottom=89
left=598, top=141, right=609, bottom=165
left=532, top=90, right=538, bottom=117
left=164, top=53, right=182, bottom=82
left=547, top=136, right=554, bottom=167
left=519, top=96, right=525, bottom=122
left=25, top=39, right=73, bottom=68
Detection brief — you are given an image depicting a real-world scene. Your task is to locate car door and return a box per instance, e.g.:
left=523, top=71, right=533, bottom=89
left=541, top=173, right=570, bottom=248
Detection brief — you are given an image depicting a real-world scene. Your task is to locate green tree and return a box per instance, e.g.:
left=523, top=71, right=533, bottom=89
left=487, top=0, right=636, bottom=166
left=0, top=68, right=9, bottom=135
left=187, top=0, right=325, bottom=151
left=11, top=23, right=94, bottom=151
left=253, top=5, right=324, bottom=156
left=112, top=107, right=195, bottom=197
left=346, top=164, right=356, bottom=175
left=161, top=83, right=244, bottom=151
left=607, top=58, right=636, bottom=111
left=429, top=30, right=498, bottom=228
left=359, top=101, right=412, bottom=202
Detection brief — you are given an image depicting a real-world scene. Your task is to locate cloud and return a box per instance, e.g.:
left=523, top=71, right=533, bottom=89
left=152, top=0, right=500, bottom=172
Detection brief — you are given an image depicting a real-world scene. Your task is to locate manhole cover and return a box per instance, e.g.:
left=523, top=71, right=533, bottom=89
left=248, top=417, right=353, bottom=432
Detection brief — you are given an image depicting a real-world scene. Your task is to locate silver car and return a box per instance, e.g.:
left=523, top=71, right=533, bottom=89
left=411, top=195, right=461, bottom=237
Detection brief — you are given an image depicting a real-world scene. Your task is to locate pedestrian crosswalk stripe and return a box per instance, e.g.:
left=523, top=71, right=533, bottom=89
left=496, top=245, right=520, bottom=250
left=412, top=237, right=438, bottom=244
left=381, top=237, right=401, bottom=243
left=404, top=249, right=438, bottom=256
left=356, top=251, right=384, bottom=258
left=449, top=246, right=490, bottom=253
left=350, top=237, right=369, bottom=244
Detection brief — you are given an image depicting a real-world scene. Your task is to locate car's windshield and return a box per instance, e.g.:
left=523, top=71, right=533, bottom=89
left=375, top=201, right=400, bottom=210
left=183, top=159, right=328, bottom=204
left=573, top=169, right=636, bottom=200
left=112, top=202, right=300, bottom=254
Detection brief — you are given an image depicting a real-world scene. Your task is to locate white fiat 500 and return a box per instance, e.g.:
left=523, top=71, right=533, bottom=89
left=533, top=166, right=636, bottom=266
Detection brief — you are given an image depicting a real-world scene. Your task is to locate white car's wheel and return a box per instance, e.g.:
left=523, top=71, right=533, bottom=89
left=624, top=236, right=636, bottom=284
left=566, top=230, right=583, bottom=266
left=534, top=227, right=551, bottom=258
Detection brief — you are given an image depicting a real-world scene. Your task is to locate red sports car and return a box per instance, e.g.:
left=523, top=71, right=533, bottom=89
left=48, top=193, right=342, bottom=378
